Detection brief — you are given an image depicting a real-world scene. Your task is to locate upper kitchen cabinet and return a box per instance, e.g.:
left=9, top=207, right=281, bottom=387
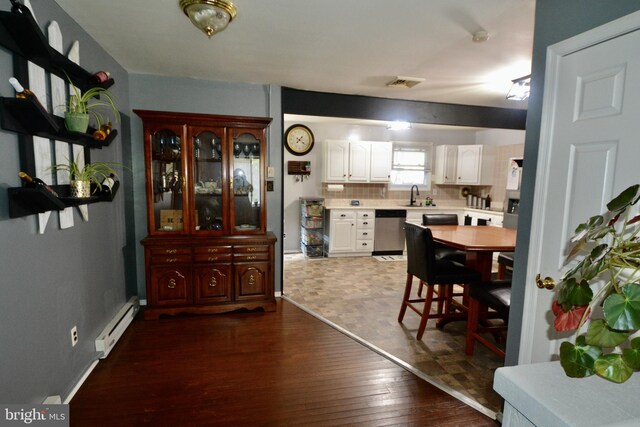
left=323, top=140, right=391, bottom=183
left=135, top=110, right=271, bottom=236
left=369, top=141, right=392, bottom=182
left=432, top=144, right=494, bottom=186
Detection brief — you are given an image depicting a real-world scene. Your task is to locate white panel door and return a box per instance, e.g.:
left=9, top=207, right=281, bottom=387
left=456, top=145, right=481, bottom=184
left=520, top=14, right=640, bottom=364
left=348, top=141, right=370, bottom=182
left=369, top=141, right=392, bottom=182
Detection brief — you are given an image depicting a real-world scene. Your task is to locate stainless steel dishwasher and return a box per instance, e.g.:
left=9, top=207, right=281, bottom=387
left=373, top=209, right=407, bottom=255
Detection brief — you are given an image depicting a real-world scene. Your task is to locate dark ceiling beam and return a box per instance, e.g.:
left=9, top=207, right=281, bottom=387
left=282, top=87, right=527, bottom=130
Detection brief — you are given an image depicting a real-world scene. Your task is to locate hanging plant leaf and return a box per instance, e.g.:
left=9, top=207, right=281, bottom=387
left=628, top=214, right=640, bottom=226
left=585, top=319, right=629, bottom=347
left=606, top=184, right=640, bottom=212
left=622, top=337, right=640, bottom=369
left=559, top=337, right=600, bottom=378
left=553, top=302, right=589, bottom=331
left=558, top=278, right=593, bottom=311
left=603, top=284, right=640, bottom=330
left=594, top=353, right=633, bottom=383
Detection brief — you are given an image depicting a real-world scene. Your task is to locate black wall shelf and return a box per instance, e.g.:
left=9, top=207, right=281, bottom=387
left=0, top=97, right=118, bottom=148
left=8, top=181, right=120, bottom=218
left=0, top=5, right=114, bottom=93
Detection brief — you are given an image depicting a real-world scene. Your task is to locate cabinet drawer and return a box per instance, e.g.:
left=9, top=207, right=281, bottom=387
left=149, top=247, right=191, bottom=256
left=355, top=240, right=373, bottom=251
left=150, top=254, right=192, bottom=265
left=193, top=246, right=232, bottom=262
left=235, top=245, right=269, bottom=254
left=331, top=210, right=356, bottom=220
left=234, top=253, right=270, bottom=262
left=357, top=210, right=375, bottom=220
left=357, top=218, right=374, bottom=229
left=357, top=229, right=373, bottom=240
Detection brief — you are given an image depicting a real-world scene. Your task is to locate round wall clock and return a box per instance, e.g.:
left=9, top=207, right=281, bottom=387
left=284, top=124, right=315, bottom=156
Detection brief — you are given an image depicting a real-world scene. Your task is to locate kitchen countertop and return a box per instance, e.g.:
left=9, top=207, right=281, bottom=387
left=323, top=199, right=504, bottom=215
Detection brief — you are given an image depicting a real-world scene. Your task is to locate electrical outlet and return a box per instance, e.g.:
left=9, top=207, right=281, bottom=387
left=70, top=326, right=78, bottom=347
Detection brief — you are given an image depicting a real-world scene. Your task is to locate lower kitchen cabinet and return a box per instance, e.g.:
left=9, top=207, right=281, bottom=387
left=142, top=233, right=276, bottom=319
left=325, top=209, right=374, bottom=256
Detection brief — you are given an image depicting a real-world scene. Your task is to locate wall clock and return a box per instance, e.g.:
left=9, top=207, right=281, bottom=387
left=284, top=124, right=314, bottom=156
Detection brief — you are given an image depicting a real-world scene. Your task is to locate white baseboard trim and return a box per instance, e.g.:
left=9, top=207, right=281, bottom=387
left=63, top=359, right=99, bottom=404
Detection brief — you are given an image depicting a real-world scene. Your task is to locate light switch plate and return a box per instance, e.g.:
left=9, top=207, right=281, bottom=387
left=267, top=166, right=275, bottom=178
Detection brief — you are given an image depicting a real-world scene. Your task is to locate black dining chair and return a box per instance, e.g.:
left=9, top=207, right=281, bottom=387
left=465, top=280, right=511, bottom=359
left=497, top=220, right=516, bottom=279
left=420, top=214, right=467, bottom=303
left=398, top=223, right=482, bottom=340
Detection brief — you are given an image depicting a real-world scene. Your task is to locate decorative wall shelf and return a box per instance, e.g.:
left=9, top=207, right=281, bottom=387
left=0, top=97, right=118, bottom=148
left=8, top=181, right=120, bottom=218
left=0, top=4, right=114, bottom=92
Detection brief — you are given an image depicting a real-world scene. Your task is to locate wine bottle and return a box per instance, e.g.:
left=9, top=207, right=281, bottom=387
left=101, top=173, right=116, bottom=193
left=90, top=71, right=110, bottom=84
left=9, top=77, right=35, bottom=99
left=18, top=171, right=59, bottom=197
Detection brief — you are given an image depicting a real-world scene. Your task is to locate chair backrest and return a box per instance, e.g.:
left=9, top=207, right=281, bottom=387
left=422, top=213, right=458, bottom=226
left=464, top=215, right=472, bottom=225
left=477, top=218, right=489, bottom=226
left=404, top=222, right=437, bottom=283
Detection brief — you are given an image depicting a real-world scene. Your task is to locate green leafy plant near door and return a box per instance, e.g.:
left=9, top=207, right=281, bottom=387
left=549, top=184, right=640, bottom=383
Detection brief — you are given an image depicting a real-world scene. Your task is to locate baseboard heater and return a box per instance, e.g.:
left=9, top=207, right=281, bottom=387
left=95, top=296, right=139, bottom=359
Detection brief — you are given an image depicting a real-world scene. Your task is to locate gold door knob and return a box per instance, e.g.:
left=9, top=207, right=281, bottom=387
left=536, top=274, right=556, bottom=290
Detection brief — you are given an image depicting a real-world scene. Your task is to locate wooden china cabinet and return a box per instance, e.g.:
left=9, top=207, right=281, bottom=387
left=135, top=110, right=276, bottom=319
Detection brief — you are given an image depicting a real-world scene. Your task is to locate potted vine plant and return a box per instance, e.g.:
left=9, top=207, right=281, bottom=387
left=549, top=184, right=640, bottom=383
left=51, top=153, right=124, bottom=198
left=64, top=80, right=119, bottom=134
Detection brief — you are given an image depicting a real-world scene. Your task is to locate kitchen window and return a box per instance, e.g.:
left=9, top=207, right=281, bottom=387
left=389, top=142, right=432, bottom=189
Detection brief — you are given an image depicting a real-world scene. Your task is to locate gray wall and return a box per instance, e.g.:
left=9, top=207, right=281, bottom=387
left=128, top=75, right=283, bottom=298
left=0, top=0, right=132, bottom=402
left=505, top=0, right=640, bottom=365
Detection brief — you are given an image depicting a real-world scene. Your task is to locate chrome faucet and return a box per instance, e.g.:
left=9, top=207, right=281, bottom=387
left=410, top=185, right=420, bottom=206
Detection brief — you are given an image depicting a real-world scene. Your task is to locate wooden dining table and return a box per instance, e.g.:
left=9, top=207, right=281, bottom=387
left=425, top=224, right=517, bottom=280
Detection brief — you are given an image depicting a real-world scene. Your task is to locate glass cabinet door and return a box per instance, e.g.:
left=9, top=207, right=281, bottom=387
left=190, top=127, right=226, bottom=233
left=150, top=126, right=186, bottom=233
left=231, top=129, right=264, bottom=233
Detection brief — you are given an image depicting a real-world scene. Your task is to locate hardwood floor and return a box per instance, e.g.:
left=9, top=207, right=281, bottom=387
left=70, top=299, right=498, bottom=426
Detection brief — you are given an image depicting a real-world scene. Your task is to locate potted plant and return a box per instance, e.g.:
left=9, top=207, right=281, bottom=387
left=549, top=184, right=640, bottom=383
left=51, top=153, right=124, bottom=198
left=64, top=80, right=119, bottom=134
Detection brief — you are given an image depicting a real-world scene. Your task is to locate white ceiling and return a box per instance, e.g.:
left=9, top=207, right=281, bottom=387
left=53, top=0, right=535, bottom=110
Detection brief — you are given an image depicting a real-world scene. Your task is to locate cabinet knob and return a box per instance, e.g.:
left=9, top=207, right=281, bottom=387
left=167, top=278, right=177, bottom=289
left=209, top=277, right=217, bottom=287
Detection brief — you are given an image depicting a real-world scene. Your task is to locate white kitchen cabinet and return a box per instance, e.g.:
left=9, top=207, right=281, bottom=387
left=326, top=209, right=375, bottom=256
left=369, top=141, right=392, bottom=182
left=432, top=145, right=458, bottom=184
left=432, top=144, right=495, bottom=186
left=323, top=140, right=391, bottom=183
left=324, top=140, right=350, bottom=182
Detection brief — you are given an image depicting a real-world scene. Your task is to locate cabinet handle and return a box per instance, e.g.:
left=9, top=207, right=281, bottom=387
left=165, top=249, right=177, bottom=254
left=249, top=274, right=256, bottom=285
left=207, top=256, right=218, bottom=262
left=363, top=232, right=368, bottom=236
left=165, top=258, right=178, bottom=263
left=362, top=243, right=368, bottom=246
left=246, top=255, right=257, bottom=260
left=209, top=277, right=217, bottom=287
left=340, top=214, right=346, bottom=217
left=207, top=248, right=218, bottom=253
left=363, top=221, right=368, bottom=225
left=167, top=278, right=177, bottom=289
left=246, top=247, right=258, bottom=252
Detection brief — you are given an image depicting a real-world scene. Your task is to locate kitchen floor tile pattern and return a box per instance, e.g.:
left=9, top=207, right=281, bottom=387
left=283, top=254, right=504, bottom=413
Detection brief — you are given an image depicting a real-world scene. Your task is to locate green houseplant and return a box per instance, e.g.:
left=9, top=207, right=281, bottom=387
left=549, top=184, right=640, bottom=383
left=51, top=153, right=124, bottom=198
left=64, top=81, right=120, bottom=133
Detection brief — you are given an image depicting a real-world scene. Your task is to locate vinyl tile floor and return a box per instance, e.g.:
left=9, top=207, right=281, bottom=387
left=282, top=253, right=505, bottom=414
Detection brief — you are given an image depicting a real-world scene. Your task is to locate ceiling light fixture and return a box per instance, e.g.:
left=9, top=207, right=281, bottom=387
left=472, top=30, right=489, bottom=42
left=506, top=74, right=531, bottom=101
left=179, top=0, right=237, bottom=38
left=387, top=121, right=411, bottom=130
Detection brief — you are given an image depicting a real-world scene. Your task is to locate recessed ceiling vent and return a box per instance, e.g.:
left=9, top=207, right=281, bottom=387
left=386, top=76, right=425, bottom=89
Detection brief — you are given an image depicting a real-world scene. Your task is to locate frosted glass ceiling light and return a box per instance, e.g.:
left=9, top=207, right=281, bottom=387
left=180, top=0, right=237, bottom=38
left=507, top=74, right=531, bottom=101
left=387, top=121, right=411, bottom=130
